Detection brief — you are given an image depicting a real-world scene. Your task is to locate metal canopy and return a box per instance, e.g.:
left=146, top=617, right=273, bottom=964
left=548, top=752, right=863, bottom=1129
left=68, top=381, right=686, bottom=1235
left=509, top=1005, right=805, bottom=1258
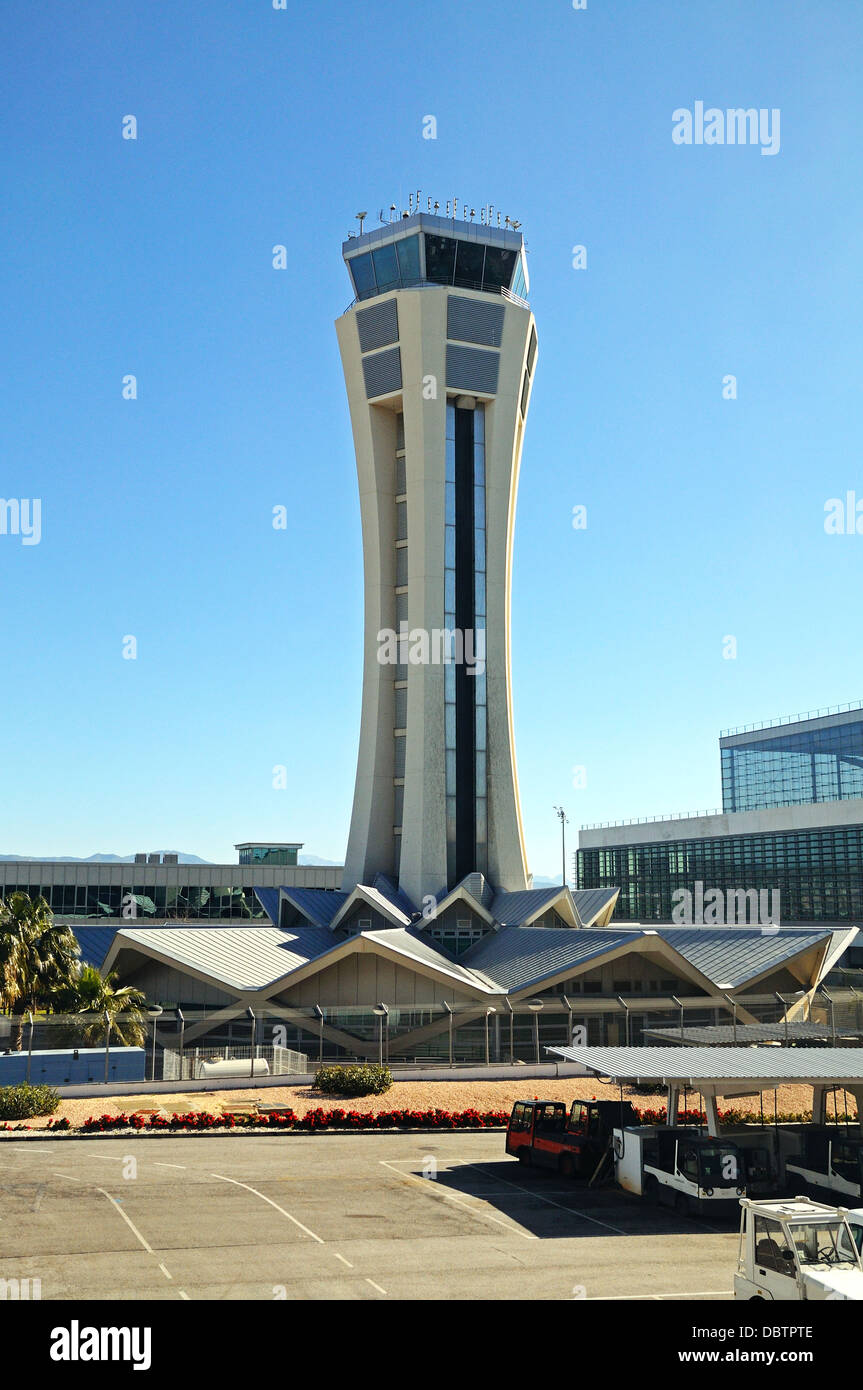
left=643, top=1022, right=863, bottom=1046
left=547, top=1045, right=863, bottom=1095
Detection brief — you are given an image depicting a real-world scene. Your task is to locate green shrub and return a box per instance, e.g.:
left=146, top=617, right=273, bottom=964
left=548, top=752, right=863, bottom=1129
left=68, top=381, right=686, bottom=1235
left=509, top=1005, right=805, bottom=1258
left=0, top=1083, right=61, bottom=1119
left=314, top=1064, right=392, bottom=1098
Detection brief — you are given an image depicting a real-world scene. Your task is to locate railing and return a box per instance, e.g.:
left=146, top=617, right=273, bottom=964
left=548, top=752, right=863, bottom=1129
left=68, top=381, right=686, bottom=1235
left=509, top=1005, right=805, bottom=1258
left=580, top=809, right=724, bottom=831
left=721, top=700, right=863, bottom=738
left=342, top=278, right=530, bottom=316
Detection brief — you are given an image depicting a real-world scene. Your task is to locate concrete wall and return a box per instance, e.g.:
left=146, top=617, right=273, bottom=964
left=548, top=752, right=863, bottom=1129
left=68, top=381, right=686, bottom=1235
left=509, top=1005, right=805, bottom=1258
left=579, top=797, right=863, bottom=849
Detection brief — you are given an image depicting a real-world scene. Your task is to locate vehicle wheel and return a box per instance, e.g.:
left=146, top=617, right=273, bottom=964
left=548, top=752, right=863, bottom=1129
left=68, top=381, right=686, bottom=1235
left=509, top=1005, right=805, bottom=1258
left=674, top=1190, right=690, bottom=1216
left=517, top=1149, right=532, bottom=1167
left=559, top=1153, right=575, bottom=1180
left=644, top=1175, right=659, bottom=1203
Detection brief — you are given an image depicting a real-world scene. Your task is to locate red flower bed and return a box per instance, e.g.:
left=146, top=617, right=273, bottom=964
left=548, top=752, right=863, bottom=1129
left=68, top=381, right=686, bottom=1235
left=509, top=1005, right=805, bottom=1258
left=77, top=1106, right=511, bottom=1133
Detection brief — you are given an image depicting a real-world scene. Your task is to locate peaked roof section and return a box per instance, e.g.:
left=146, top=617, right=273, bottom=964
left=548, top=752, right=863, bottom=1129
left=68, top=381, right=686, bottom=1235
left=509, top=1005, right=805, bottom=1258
left=461, top=926, right=637, bottom=992
left=651, top=927, right=835, bottom=990
left=371, top=873, right=418, bottom=919
left=571, top=886, right=620, bottom=928
left=278, top=887, right=349, bottom=928
left=490, top=886, right=579, bottom=928
left=360, top=925, right=498, bottom=991
left=428, top=880, right=496, bottom=926
left=330, top=883, right=413, bottom=930
left=105, top=924, right=338, bottom=992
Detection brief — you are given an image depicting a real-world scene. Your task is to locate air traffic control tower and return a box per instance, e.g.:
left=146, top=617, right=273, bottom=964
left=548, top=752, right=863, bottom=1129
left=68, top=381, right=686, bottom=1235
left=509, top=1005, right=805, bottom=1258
left=337, top=201, right=538, bottom=905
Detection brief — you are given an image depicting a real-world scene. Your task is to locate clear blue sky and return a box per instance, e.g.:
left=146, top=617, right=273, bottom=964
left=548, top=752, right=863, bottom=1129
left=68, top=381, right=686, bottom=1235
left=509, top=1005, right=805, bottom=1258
left=1, top=1, right=861, bottom=875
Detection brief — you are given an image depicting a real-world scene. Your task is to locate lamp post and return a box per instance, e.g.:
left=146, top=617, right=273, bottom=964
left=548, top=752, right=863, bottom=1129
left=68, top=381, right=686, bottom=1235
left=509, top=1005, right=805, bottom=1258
left=25, top=1011, right=34, bottom=1084
left=146, top=1005, right=163, bottom=1082
left=372, top=1003, right=388, bottom=1067
left=443, top=1001, right=454, bottom=1068
left=313, top=1004, right=325, bottom=1068
left=553, top=806, right=569, bottom=887
left=527, top=998, right=544, bottom=1065
left=247, top=1006, right=256, bottom=1079
left=176, top=1008, right=185, bottom=1081
left=484, top=1007, right=496, bottom=1066
left=504, top=997, right=514, bottom=1064
left=103, top=1009, right=112, bottom=1084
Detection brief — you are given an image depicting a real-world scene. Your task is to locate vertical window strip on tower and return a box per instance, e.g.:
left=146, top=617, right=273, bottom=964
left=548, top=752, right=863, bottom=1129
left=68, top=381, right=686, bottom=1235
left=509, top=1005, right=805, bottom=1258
left=445, top=401, right=457, bottom=884
left=394, top=412, right=406, bottom=861
left=474, top=404, right=488, bottom=873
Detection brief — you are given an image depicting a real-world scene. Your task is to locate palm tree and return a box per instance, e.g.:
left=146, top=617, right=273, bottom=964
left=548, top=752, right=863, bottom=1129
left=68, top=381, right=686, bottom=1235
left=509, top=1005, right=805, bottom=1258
left=54, top=964, right=147, bottom=1046
left=0, top=892, right=81, bottom=1049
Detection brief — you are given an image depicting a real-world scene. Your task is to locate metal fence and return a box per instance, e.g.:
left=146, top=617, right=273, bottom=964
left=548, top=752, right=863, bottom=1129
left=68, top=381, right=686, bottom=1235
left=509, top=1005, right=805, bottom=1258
left=3, top=986, right=862, bottom=1083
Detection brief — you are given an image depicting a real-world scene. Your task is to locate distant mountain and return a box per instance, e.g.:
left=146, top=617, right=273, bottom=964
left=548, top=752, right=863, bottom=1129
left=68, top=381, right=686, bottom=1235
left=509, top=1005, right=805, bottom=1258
left=298, top=854, right=342, bottom=867
left=0, top=852, right=211, bottom=864
left=531, top=874, right=569, bottom=889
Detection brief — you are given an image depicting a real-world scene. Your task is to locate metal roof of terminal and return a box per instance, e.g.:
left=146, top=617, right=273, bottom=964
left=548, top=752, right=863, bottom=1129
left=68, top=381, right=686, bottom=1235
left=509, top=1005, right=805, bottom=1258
left=110, top=924, right=337, bottom=991
left=651, top=927, right=832, bottom=988
left=547, top=1044, right=863, bottom=1085
left=570, top=887, right=620, bottom=927
left=489, top=887, right=571, bottom=927
left=461, top=926, right=636, bottom=991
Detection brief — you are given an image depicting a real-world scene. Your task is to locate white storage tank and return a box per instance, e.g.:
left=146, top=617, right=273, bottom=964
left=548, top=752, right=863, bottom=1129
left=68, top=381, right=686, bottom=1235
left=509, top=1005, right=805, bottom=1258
left=196, top=1058, right=270, bottom=1079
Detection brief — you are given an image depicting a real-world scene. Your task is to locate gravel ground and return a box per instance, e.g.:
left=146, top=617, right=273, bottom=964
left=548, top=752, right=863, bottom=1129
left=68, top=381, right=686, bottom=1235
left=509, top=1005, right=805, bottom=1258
left=8, top=1078, right=857, bottom=1129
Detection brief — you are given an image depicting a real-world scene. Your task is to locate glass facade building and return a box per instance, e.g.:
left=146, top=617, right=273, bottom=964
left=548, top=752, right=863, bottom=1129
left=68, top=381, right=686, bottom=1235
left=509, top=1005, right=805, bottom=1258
left=721, top=708, right=863, bottom=813
left=236, top=844, right=300, bottom=866
left=577, top=825, right=863, bottom=923
left=0, top=879, right=268, bottom=919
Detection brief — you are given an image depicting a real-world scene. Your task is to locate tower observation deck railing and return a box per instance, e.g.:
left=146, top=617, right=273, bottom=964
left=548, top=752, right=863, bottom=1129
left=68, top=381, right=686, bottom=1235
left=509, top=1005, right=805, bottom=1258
left=341, top=278, right=530, bottom=316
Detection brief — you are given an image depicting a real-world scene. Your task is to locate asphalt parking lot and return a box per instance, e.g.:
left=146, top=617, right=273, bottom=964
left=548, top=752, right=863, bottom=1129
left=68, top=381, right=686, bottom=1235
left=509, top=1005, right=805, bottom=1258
left=0, top=1133, right=736, bottom=1300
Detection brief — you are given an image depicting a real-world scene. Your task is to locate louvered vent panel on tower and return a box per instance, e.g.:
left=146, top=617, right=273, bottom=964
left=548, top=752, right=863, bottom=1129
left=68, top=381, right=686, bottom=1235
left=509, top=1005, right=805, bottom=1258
left=363, top=347, right=402, bottom=398
left=447, top=296, right=505, bottom=347
left=446, top=344, right=500, bottom=395
left=357, top=298, right=399, bottom=352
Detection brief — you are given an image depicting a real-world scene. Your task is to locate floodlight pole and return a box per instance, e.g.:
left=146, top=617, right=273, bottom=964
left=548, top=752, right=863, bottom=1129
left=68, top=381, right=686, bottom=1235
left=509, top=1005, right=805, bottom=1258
left=553, top=806, right=569, bottom=887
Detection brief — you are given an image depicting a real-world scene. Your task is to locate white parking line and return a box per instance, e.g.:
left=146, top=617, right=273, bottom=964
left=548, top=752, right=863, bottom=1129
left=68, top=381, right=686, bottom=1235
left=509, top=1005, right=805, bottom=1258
left=365, top=1279, right=387, bottom=1296
left=98, top=1189, right=155, bottom=1254
left=52, top=1172, right=85, bottom=1182
left=334, top=1252, right=354, bottom=1268
left=210, top=1173, right=325, bottom=1244
left=158, top=1263, right=173, bottom=1280
left=153, top=1162, right=187, bottom=1170
left=378, top=1159, right=536, bottom=1241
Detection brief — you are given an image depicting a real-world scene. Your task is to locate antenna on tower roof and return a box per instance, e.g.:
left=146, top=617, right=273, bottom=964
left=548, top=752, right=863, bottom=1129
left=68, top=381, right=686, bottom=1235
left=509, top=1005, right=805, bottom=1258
left=389, top=203, right=396, bottom=222
left=356, top=211, right=367, bottom=235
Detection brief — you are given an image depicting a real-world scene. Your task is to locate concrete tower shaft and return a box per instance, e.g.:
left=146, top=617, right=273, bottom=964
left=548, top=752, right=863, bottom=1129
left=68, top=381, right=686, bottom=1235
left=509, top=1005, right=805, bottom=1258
left=336, top=211, right=537, bottom=904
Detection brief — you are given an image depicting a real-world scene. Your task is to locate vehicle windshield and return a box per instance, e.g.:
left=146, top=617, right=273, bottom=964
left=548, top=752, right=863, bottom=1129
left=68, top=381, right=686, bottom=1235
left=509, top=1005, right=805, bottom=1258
left=787, top=1221, right=858, bottom=1267
left=745, top=1148, right=770, bottom=1178
left=699, top=1146, right=740, bottom=1183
